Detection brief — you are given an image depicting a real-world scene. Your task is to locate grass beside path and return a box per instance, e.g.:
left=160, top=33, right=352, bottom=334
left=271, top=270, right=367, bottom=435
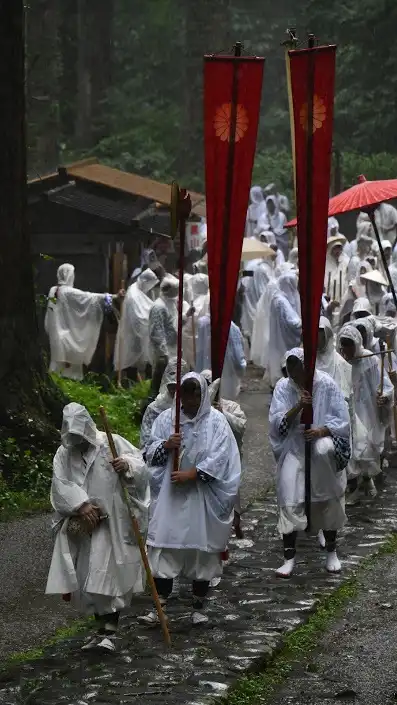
left=0, top=375, right=148, bottom=521
left=222, top=534, right=397, bottom=705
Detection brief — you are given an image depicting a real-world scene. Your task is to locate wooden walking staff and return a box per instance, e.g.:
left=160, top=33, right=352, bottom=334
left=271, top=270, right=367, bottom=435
left=170, top=182, right=192, bottom=472
left=339, top=269, right=342, bottom=301
left=117, top=279, right=126, bottom=388
left=327, top=271, right=331, bottom=298
left=99, top=406, right=171, bottom=647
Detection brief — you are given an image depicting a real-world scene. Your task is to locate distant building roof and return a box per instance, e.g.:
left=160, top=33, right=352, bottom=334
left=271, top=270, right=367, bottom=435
left=28, top=158, right=206, bottom=218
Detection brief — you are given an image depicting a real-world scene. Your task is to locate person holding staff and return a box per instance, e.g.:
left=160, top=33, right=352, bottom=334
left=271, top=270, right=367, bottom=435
left=45, top=403, right=150, bottom=652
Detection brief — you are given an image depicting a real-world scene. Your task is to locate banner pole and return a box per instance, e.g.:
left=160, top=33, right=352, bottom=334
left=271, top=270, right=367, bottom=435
left=173, top=189, right=191, bottom=472
left=211, top=41, right=242, bottom=384
left=304, top=33, right=316, bottom=534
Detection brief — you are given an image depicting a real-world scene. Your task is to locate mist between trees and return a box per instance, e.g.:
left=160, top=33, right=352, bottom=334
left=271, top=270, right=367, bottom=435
left=27, top=0, right=397, bottom=197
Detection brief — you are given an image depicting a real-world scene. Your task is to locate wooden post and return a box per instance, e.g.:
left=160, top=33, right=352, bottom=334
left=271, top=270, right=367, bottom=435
left=99, top=406, right=171, bottom=647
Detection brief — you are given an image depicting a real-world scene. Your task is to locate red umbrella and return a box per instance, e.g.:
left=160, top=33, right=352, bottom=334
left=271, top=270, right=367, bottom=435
left=287, top=175, right=397, bottom=224
left=287, top=175, right=397, bottom=309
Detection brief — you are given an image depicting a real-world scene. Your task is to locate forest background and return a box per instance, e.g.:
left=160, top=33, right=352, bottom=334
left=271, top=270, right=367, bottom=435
left=27, top=0, right=397, bottom=199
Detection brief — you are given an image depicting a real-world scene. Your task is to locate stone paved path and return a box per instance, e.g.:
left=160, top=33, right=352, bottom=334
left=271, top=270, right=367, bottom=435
left=1, top=469, right=397, bottom=705
left=0, top=367, right=273, bottom=665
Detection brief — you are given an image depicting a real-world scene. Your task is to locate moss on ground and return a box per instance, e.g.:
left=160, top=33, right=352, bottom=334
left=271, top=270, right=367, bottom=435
left=1, top=617, right=94, bottom=671
left=222, top=533, right=397, bottom=705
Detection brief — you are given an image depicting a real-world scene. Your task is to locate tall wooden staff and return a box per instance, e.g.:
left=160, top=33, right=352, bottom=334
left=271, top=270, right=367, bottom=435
left=170, top=182, right=192, bottom=471
left=99, top=406, right=171, bottom=646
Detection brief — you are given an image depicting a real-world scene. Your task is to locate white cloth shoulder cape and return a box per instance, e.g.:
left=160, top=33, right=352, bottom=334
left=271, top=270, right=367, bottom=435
left=145, top=373, right=241, bottom=552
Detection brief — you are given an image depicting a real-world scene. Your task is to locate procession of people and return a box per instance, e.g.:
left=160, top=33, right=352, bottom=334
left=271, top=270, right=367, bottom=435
left=43, top=179, right=397, bottom=652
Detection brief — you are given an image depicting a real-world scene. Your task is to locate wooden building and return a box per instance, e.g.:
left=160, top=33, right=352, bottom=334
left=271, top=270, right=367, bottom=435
left=28, top=158, right=206, bottom=374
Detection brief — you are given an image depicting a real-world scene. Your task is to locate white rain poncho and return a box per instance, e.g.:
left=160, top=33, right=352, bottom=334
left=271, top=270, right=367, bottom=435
left=324, top=236, right=349, bottom=300
left=357, top=203, right=397, bottom=246
left=149, top=275, right=187, bottom=361
left=241, top=258, right=274, bottom=339
left=196, top=315, right=247, bottom=400
left=45, top=403, right=150, bottom=614
left=182, top=273, right=210, bottom=368
left=269, top=348, right=350, bottom=534
left=327, top=216, right=340, bottom=239
left=352, top=296, right=373, bottom=318
left=339, top=261, right=372, bottom=325
left=250, top=280, right=279, bottom=368
left=353, top=317, right=380, bottom=354
left=246, top=185, right=265, bottom=238
left=266, top=273, right=302, bottom=387
left=114, top=269, right=158, bottom=372
left=381, top=292, right=397, bottom=317
left=45, top=263, right=111, bottom=380
left=317, top=317, right=352, bottom=400
left=389, top=248, right=397, bottom=292
left=145, top=372, right=241, bottom=554
left=338, top=325, right=393, bottom=478
left=264, top=195, right=289, bottom=259
left=140, top=357, right=189, bottom=450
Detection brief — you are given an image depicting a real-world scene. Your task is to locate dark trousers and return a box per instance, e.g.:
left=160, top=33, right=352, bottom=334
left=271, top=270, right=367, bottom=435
left=154, top=577, right=210, bottom=607
left=283, top=529, right=337, bottom=557
left=94, top=611, right=120, bottom=633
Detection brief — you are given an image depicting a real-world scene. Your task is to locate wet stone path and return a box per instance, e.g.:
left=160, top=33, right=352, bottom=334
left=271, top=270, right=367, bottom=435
left=2, top=470, right=397, bottom=705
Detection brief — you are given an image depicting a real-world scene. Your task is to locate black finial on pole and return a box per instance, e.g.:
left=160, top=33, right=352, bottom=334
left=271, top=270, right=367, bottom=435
left=308, top=33, right=316, bottom=49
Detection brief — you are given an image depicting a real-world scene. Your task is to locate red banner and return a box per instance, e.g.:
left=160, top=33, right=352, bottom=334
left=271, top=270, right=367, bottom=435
left=288, top=45, right=336, bottom=401
left=204, top=54, right=264, bottom=380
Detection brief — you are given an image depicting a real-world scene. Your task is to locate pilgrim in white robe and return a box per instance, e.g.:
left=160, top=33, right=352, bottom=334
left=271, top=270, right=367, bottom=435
left=317, top=317, right=353, bottom=400
left=142, top=373, right=240, bottom=622
left=269, top=349, right=350, bottom=535
left=324, top=236, right=349, bottom=301
left=357, top=203, right=397, bottom=246
left=45, top=263, right=115, bottom=381
left=182, top=273, right=210, bottom=369
left=339, top=261, right=372, bottom=325
left=46, top=404, right=150, bottom=633
left=240, top=257, right=274, bottom=341
left=245, top=185, right=266, bottom=238
left=114, top=269, right=158, bottom=373
left=196, top=315, right=246, bottom=400
left=149, top=275, right=189, bottom=364
left=338, top=325, right=393, bottom=484
left=140, top=357, right=189, bottom=451
left=266, top=273, right=301, bottom=388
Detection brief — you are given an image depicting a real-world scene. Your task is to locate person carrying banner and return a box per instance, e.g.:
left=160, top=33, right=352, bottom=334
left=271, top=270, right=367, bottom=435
left=140, top=372, right=241, bottom=625
left=269, top=348, right=350, bottom=578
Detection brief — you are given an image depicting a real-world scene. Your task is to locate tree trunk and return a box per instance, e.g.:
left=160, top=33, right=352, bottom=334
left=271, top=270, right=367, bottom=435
left=75, top=0, right=114, bottom=148
left=59, top=0, right=78, bottom=143
left=26, top=0, right=60, bottom=174
left=0, top=1, right=65, bottom=447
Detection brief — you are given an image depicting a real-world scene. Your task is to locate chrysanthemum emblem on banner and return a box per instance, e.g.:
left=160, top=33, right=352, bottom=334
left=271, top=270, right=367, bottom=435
left=299, top=94, right=326, bottom=133
left=213, top=103, right=249, bottom=142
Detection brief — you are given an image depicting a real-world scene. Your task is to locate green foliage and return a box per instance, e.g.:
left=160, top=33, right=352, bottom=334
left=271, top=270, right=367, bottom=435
left=0, top=377, right=147, bottom=521
left=54, top=374, right=149, bottom=446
